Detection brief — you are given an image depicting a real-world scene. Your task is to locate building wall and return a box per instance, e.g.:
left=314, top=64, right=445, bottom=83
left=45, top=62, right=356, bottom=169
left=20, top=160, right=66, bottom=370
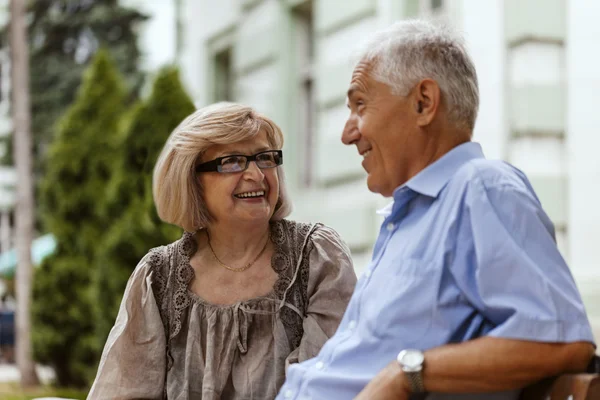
left=179, top=0, right=600, bottom=334
left=180, top=0, right=414, bottom=275
left=566, top=0, right=600, bottom=336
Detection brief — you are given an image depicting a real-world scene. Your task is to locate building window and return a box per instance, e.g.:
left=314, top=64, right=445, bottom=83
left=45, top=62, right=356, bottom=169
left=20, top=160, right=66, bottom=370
left=214, top=47, right=233, bottom=102
left=419, top=0, right=445, bottom=16
left=431, top=0, right=443, bottom=10
left=293, top=1, right=314, bottom=187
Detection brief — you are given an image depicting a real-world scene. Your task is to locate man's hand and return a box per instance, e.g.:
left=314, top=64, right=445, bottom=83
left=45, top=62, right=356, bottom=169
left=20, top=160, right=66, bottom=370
left=354, top=361, right=411, bottom=400
left=354, top=338, right=594, bottom=399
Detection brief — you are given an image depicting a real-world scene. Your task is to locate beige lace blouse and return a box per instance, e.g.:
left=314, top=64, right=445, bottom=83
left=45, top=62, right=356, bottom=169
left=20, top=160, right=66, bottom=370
left=88, top=220, right=357, bottom=400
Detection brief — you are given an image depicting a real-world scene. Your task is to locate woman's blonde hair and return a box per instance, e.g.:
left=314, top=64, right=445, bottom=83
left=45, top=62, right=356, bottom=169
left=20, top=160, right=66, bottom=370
left=153, top=102, right=292, bottom=232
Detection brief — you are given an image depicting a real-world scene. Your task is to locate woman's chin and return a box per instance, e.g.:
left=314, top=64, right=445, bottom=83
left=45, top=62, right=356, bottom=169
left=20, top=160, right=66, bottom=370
left=232, top=209, right=273, bottom=224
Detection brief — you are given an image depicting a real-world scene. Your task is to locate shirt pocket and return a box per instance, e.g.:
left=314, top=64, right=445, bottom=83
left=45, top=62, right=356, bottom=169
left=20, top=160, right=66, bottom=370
left=362, top=258, right=442, bottom=347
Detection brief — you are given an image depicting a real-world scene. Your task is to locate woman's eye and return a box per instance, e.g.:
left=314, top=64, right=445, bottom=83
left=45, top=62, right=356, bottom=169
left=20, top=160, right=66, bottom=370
left=222, top=156, right=242, bottom=165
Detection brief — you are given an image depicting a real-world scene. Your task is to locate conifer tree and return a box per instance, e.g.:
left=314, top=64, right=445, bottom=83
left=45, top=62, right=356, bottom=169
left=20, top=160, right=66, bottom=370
left=28, top=0, right=146, bottom=174
left=32, top=50, right=126, bottom=387
left=94, top=67, right=194, bottom=348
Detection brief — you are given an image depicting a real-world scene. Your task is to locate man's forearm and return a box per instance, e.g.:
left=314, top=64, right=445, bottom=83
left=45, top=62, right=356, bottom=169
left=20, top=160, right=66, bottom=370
left=420, top=337, right=595, bottom=393
left=355, top=338, right=595, bottom=400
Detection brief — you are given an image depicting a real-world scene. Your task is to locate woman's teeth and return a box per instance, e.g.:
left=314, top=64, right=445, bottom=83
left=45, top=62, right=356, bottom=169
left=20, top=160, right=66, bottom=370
left=235, top=191, right=265, bottom=198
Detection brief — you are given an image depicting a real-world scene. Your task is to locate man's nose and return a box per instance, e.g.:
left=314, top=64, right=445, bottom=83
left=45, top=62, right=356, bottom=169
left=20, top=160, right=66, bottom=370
left=341, top=115, right=360, bottom=145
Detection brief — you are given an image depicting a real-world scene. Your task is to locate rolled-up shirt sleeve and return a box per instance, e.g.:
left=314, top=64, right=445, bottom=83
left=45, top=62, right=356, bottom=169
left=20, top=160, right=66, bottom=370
left=452, top=175, right=595, bottom=344
left=88, top=258, right=166, bottom=399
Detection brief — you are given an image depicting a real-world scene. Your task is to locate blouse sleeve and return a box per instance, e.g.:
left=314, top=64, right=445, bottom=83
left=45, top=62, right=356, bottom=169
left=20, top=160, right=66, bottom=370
left=88, top=256, right=166, bottom=400
left=286, top=225, right=357, bottom=367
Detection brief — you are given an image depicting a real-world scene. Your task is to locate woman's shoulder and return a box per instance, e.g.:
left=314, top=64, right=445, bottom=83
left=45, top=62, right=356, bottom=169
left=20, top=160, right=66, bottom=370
left=278, top=220, right=355, bottom=291
left=275, top=219, right=349, bottom=251
left=140, top=231, right=196, bottom=276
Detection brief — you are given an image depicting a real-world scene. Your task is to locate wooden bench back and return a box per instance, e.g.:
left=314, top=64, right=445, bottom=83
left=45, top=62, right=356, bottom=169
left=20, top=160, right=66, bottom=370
left=520, top=374, right=600, bottom=400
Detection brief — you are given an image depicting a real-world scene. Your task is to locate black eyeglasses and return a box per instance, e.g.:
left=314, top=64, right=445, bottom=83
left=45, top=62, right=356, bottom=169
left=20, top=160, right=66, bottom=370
left=195, top=150, right=283, bottom=173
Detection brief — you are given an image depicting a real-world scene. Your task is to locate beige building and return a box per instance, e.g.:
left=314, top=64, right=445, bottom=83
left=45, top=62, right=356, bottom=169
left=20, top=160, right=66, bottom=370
left=173, top=0, right=600, bottom=337
left=1, top=0, right=598, bottom=337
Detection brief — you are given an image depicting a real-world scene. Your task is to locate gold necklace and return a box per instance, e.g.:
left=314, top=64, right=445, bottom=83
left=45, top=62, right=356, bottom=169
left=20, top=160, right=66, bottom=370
left=206, top=231, right=270, bottom=272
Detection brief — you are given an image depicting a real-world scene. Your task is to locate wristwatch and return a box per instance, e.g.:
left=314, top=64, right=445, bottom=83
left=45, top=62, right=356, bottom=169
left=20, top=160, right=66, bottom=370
left=397, top=349, right=426, bottom=393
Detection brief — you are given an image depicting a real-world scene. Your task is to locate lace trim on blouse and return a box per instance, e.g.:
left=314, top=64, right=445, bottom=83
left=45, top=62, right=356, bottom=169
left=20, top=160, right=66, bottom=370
left=147, top=220, right=319, bottom=369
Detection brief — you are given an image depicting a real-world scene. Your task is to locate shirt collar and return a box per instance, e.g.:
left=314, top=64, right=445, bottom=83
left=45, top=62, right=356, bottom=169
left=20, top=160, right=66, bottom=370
left=375, top=142, right=485, bottom=217
left=397, top=141, right=484, bottom=199
left=376, top=202, right=394, bottom=218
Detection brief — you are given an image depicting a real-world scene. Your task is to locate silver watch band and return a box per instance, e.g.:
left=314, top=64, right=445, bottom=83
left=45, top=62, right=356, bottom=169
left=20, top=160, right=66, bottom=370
left=406, top=370, right=425, bottom=393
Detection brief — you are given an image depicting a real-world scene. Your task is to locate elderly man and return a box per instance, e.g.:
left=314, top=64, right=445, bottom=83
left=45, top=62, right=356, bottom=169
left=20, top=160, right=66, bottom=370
left=277, top=19, right=596, bottom=400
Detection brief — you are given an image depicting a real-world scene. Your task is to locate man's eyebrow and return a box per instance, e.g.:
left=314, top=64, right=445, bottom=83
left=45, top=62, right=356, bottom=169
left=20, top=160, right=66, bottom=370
left=347, top=85, right=359, bottom=98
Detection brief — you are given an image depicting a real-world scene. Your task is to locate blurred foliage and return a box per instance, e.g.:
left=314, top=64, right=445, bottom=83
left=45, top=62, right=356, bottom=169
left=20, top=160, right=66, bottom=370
left=0, top=135, right=13, bottom=165
left=28, top=5, right=196, bottom=388
left=33, top=50, right=127, bottom=388
left=0, top=381, right=87, bottom=400
left=93, top=66, right=193, bottom=349
left=33, top=250, right=98, bottom=387
left=27, top=0, right=147, bottom=177
left=0, top=0, right=146, bottom=229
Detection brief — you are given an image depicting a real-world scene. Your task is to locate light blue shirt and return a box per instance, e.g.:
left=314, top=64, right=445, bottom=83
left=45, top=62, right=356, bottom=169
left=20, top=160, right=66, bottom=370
left=277, top=142, right=595, bottom=400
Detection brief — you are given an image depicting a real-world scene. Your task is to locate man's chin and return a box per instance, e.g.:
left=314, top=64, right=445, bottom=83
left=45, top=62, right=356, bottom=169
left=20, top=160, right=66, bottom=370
left=366, top=177, right=381, bottom=195
left=366, top=176, right=393, bottom=197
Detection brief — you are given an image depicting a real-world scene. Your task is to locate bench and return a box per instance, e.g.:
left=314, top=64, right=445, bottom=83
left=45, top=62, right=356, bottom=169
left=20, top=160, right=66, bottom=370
left=520, top=355, right=600, bottom=400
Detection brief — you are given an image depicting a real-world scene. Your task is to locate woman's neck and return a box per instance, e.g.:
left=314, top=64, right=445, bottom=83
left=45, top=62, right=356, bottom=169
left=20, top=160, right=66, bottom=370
left=203, top=221, right=271, bottom=261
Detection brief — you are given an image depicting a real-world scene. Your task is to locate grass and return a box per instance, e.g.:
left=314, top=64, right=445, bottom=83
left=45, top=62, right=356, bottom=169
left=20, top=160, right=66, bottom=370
left=0, top=382, right=88, bottom=400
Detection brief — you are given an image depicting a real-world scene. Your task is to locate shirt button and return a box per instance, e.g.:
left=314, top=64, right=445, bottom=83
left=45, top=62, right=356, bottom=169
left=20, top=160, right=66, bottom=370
left=284, top=389, right=293, bottom=398
left=364, top=270, right=372, bottom=278
left=348, top=320, right=357, bottom=330
left=386, top=222, right=395, bottom=231
left=315, top=361, right=325, bottom=370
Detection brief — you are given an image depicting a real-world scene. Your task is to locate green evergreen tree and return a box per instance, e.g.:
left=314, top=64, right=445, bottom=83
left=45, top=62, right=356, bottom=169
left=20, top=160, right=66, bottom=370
left=94, top=67, right=194, bottom=349
left=32, top=50, right=126, bottom=387
left=28, top=0, right=146, bottom=175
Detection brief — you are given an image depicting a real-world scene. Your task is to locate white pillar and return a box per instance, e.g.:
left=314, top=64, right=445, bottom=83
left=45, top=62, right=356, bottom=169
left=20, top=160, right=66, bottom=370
left=459, top=0, right=506, bottom=160
left=566, top=0, right=600, bottom=336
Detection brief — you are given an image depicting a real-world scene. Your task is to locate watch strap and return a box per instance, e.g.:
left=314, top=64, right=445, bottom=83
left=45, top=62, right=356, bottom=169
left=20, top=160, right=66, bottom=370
left=405, top=369, right=425, bottom=393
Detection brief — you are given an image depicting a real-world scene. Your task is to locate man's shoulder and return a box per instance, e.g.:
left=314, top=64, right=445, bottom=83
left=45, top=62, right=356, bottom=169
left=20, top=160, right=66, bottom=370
left=450, top=157, right=533, bottom=195
left=444, top=158, right=546, bottom=221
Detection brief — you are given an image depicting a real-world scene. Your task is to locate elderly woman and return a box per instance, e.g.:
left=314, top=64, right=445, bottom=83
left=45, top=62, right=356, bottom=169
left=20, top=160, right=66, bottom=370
left=88, top=102, right=357, bottom=399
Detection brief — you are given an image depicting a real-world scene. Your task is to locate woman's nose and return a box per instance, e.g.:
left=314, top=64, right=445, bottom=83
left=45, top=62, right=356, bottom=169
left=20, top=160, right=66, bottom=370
left=243, top=161, right=265, bottom=180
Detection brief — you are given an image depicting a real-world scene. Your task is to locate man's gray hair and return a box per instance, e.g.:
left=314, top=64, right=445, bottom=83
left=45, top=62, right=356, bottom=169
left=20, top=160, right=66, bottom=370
left=357, top=20, right=479, bottom=131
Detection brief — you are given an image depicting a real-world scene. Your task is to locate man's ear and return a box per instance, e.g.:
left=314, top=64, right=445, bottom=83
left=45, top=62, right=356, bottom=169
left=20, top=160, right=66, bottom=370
left=413, top=79, right=440, bottom=127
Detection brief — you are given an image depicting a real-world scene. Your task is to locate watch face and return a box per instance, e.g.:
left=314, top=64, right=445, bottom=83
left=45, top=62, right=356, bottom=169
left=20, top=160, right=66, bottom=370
left=397, top=349, right=424, bottom=369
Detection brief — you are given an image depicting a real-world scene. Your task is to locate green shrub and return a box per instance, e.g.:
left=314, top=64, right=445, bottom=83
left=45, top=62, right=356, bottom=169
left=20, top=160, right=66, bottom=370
left=93, top=67, right=194, bottom=350
left=33, top=50, right=127, bottom=388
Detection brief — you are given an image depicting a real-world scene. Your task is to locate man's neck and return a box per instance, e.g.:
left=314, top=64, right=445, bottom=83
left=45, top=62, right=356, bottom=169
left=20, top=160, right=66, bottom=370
left=412, top=125, right=472, bottom=179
